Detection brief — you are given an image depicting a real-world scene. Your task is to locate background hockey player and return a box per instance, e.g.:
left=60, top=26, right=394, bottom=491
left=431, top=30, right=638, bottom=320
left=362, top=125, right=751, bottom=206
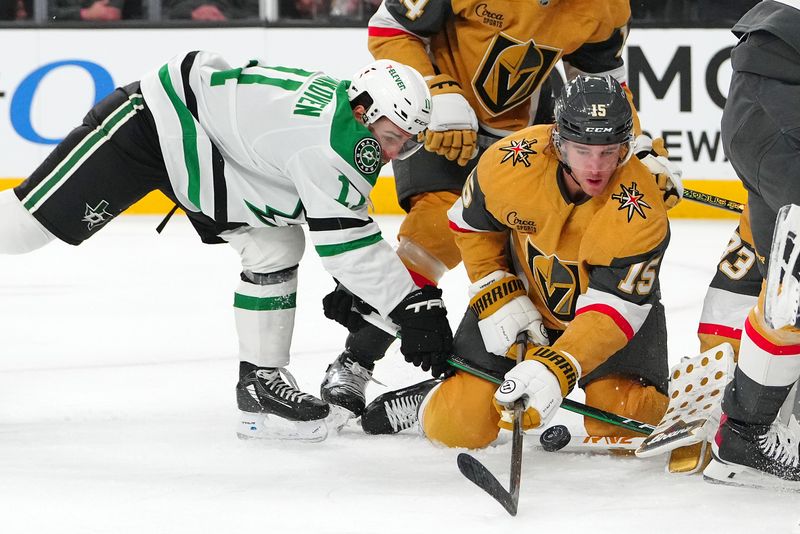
left=0, top=52, right=454, bottom=442
left=319, top=0, right=682, bottom=421
left=697, top=208, right=760, bottom=357
left=359, top=75, right=671, bottom=448
left=702, top=0, right=800, bottom=489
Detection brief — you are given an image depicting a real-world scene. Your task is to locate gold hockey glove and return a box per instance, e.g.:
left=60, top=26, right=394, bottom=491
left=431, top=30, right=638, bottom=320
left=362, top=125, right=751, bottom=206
left=634, top=135, right=683, bottom=209
left=425, top=74, right=479, bottom=166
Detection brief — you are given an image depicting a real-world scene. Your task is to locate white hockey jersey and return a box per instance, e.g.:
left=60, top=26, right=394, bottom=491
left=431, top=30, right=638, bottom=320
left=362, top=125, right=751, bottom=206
left=139, top=51, right=417, bottom=316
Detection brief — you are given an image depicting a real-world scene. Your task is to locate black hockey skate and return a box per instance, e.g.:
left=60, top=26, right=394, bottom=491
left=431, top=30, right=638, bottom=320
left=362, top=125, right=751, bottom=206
left=361, top=378, right=441, bottom=435
left=703, top=414, right=800, bottom=491
left=320, top=352, right=380, bottom=416
left=237, top=366, right=330, bottom=442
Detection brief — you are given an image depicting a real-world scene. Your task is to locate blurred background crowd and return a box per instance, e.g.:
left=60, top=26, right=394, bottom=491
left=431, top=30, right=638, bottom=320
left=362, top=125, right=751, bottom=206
left=0, top=0, right=761, bottom=26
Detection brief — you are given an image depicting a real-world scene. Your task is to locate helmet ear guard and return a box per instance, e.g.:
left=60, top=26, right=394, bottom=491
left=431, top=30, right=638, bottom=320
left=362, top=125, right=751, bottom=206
left=347, top=60, right=432, bottom=136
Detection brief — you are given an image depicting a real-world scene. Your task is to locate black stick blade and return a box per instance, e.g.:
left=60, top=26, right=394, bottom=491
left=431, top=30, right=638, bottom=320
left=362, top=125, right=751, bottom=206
left=456, top=453, right=518, bottom=516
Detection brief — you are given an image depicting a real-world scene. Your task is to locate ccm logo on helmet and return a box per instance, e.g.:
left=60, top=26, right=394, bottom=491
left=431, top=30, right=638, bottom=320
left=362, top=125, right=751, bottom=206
left=585, top=127, right=613, bottom=133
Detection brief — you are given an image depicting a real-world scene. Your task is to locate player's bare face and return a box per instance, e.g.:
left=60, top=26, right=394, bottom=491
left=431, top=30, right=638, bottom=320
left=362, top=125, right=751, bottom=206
left=369, top=117, right=414, bottom=164
left=562, top=140, right=621, bottom=197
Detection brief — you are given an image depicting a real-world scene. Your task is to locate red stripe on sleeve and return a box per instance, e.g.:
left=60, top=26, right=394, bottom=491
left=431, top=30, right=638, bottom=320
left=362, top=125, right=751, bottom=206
left=368, top=27, right=410, bottom=38
left=744, top=317, right=800, bottom=355
left=575, top=303, right=634, bottom=341
left=448, top=220, right=474, bottom=233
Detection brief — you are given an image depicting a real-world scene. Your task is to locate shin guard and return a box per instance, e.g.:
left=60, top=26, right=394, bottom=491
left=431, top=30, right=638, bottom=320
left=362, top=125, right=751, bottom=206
left=234, top=266, right=298, bottom=368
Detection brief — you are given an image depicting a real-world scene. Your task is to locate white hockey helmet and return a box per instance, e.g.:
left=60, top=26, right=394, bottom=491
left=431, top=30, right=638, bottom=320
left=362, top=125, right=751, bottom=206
left=348, top=60, right=432, bottom=138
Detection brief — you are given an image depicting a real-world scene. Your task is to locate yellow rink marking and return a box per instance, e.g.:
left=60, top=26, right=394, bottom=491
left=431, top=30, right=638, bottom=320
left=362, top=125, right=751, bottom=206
left=0, top=177, right=747, bottom=219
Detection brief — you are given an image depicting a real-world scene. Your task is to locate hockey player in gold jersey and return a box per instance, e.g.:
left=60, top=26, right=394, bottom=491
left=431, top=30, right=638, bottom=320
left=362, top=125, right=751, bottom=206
left=319, top=0, right=682, bottom=419
left=360, top=75, right=671, bottom=448
left=697, top=207, right=760, bottom=357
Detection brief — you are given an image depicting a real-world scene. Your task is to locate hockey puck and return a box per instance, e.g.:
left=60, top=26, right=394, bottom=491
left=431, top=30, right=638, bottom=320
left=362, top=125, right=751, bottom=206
left=539, top=424, right=571, bottom=452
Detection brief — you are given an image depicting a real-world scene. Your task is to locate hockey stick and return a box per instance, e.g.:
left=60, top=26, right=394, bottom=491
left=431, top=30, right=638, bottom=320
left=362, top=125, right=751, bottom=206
left=360, top=313, right=656, bottom=435
left=456, top=332, right=527, bottom=516
left=683, top=188, right=744, bottom=214
left=447, top=355, right=656, bottom=436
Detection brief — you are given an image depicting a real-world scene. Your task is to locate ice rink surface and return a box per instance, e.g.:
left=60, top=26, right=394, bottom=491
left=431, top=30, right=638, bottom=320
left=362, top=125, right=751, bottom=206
left=1, top=214, right=798, bottom=533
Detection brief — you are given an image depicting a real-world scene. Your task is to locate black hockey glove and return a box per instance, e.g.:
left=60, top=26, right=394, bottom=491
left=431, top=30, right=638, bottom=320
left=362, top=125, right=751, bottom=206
left=389, top=286, right=453, bottom=377
left=322, top=281, right=375, bottom=332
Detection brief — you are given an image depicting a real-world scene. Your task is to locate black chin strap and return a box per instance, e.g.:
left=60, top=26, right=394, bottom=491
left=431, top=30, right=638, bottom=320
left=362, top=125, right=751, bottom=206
left=558, top=164, right=588, bottom=204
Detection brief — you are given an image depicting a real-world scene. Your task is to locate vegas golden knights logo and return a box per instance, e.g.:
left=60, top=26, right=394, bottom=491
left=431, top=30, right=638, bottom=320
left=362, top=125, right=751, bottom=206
left=473, top=33, right=561, bottom=116
left=527, top=240, right=580, bottom=322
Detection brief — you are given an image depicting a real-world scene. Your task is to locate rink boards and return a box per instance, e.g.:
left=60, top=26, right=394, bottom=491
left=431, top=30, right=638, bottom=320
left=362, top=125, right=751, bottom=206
left=0, top=27, right=745, bottom=218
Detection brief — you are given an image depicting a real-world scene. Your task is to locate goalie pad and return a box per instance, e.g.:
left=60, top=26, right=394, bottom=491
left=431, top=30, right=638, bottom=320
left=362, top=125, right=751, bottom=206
left=765, top=204, right=800, bottom=329
left=635, top=343, right=735, bottom=462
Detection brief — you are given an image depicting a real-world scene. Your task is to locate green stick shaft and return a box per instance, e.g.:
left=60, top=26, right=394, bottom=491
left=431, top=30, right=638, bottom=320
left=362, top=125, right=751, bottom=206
left=447, top=356, right=655, bottom=436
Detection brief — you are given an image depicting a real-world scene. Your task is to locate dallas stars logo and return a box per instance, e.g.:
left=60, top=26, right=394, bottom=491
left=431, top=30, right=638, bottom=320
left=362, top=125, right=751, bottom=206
left=354, top=138, right=381, bottom=176
left=83, top=200, right=112, bottom=230
left=499, top=138, right=537, bottom=167
left=611, top=182, right=651, bottom=222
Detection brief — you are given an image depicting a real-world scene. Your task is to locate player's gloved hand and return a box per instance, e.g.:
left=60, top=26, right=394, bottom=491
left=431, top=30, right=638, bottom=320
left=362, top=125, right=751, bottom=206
left=389, top=285, right=453, bottom=377
left=468, top=270, right=549, bottom=356
left=322, top=281, right=375, bottom=332
left=425, top=74, right=479, bottom=166
left=493, top=346, right=581, bottom=431
left=634, top=134, right=683, bottom=209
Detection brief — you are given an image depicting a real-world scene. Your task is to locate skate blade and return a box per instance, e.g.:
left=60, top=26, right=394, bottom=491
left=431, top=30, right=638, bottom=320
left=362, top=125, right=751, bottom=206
left=237, top=412, right=328, bottom=443
left=326, top=405, right=356, bottom=432
left=703, top=458, right=800, bottom=492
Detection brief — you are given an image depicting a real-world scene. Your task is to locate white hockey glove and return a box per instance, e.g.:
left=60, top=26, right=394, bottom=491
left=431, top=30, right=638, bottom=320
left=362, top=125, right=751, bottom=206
left=493, top=346, right=581, bottom=431
left=634, top=134, right=683, bottom=209
left=468, top=270, right=549, bottom=356
left=425, top=74, right=479, bottom=167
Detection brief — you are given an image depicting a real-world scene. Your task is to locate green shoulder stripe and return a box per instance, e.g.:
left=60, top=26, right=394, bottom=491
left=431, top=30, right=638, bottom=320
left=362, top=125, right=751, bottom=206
left=330, top=80, right=381, bottom=186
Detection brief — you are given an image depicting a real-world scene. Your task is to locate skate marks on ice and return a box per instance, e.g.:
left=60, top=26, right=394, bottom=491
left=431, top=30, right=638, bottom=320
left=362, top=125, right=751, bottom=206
left=0, top=218, right=799, bottom=532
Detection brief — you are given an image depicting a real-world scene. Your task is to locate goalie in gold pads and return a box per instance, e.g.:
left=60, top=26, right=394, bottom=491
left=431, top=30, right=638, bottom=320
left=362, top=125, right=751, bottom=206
left=360, top=75, right=671, bottom=448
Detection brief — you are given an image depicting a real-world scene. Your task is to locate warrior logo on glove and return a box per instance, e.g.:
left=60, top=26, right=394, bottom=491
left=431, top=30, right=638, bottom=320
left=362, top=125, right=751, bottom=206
left=498, top=380, right=517, bottom=394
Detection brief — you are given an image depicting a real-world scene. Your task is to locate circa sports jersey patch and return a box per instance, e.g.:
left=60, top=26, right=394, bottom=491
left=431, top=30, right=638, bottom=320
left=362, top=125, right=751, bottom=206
left=499, top=138, right=537, bottom=167
left=353, top=138, right=381, bottom=176
left=611, top=182, right=652, bottom=222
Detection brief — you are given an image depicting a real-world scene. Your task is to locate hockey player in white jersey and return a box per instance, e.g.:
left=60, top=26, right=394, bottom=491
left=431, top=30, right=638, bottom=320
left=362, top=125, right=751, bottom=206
left=0, top=52, right=453, bottom=442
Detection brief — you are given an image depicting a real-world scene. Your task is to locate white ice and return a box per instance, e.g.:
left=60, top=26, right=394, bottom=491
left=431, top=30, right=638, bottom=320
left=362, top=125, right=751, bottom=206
left=1, top=215, right=798, bottom=533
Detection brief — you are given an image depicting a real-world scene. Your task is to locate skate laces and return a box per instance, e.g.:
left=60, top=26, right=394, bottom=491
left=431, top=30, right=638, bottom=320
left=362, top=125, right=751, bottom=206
left=333, top=358, right=385, bottom=397
left=256, top=368, right=314, bottom=404
left=344, top=358, right=385, bottom=386
left=758, top=420, right=800, bottom=468
left=384, top=394, right=423, bottom=432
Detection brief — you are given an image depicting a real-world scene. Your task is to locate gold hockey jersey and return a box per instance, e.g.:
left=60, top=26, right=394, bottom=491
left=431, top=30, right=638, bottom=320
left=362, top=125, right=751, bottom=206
left=367, top=0, right=631, bottom=133
left=448, top=125, right=670, bottom=375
